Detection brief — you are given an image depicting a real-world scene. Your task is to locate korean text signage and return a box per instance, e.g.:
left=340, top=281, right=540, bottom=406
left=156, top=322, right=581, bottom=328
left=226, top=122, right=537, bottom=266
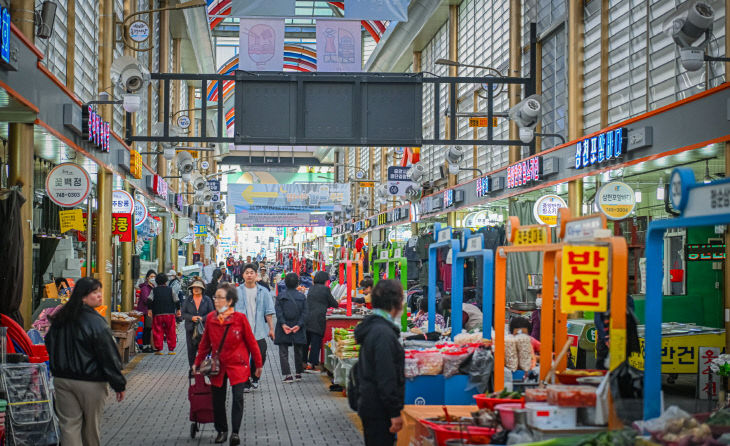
left=194, top=224, right=207, bottom=236
left=82, top=106, right=110, bottom=152
left=59, top=209, right=85, bottom=233
left=687, top=243, right=726, bottom=261
left=129, top=150, right=143, bottom=179
left=443, top=189, right=454, bottom=208
left=112, top=214, right=133, bottom=242
left=596, top=181, right=635, bottom=220
left=377, top=213, right=387, bottom=225
left=152, top=175, right=168, bottom=198
left=514, top=227, right=548, bottom=246
left=112, top=190, right=135, bottom=214
left=134, top=199, right=148, bottom=226
left=128, top=21, right=150, bottom=42
left=0, top=7, right=10, bottom=64
left=628, top=334, right=724, bottom=375
left=45, top=163, right=91, bottom=207
left=507, top=156, right=541, bottom=189
left=560, top=246, right=609, bottom=312
left=475, top=177, right=490, bottom=198
left=575, top=127, right=625, bottom=169
left=533, top=195, right=566, bottom=226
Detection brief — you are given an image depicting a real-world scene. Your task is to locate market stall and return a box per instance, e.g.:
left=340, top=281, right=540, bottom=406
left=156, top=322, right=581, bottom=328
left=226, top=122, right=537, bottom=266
left=372, top=244, right=408, bottom=331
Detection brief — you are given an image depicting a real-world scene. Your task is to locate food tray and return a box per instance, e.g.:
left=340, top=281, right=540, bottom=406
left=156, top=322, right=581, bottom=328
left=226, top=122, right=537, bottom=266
left=556, top=369, right=607, bottom=385
left=473, top=394, right=525, bottom=410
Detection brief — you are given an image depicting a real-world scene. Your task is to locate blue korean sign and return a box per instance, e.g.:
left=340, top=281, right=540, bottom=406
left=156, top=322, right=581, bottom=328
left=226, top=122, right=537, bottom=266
left=387, top=166, right=410, bottom=181
left=475, top=177, right=490, bottom=198
left=207, top=179, right=220, bottom=193
left=575, top=127, right=626, bottom=169
left=0, top=7, right=9, bottom=64
left=194, top=224, right=207, bottom=236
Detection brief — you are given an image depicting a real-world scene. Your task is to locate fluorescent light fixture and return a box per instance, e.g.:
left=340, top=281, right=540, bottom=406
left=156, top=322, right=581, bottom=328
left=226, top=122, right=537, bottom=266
left=704, top=160, right=712, bottom=183
left=656, top=177, right=665, bottom=200
left=635, top=190, right=642, bottom=203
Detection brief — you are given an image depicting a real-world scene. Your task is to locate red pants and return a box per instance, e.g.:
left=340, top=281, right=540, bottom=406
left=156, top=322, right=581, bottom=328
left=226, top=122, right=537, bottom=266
left=152, top=314, right=177, bottom=352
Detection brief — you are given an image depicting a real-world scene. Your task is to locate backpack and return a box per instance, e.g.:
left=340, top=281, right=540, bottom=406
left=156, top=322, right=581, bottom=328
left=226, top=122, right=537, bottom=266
left=347, top=360, right=360, bottom=412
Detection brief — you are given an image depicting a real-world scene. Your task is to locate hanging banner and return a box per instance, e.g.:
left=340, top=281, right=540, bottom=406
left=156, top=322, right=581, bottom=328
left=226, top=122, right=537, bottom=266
left=59, top=209, right=85, bottom=233
left=235, top=211, right=328, bottom=227
left=112, top=190, right=135, bottom=214
left=45, top=163, right=91, bottom=208
left=533, top=194, right=567, bottom=226
left=345, top=0, right=408, bottom=21
left=239, top=18, right=285, bottom=71
left=229, top=0, right=294, bottom=17
left=77, top=213, right=96, bottom=242
left=316, top=20, right=362, bottom=72
left=112, top=213, right=133, bottom=242
left=228, top=183, right=350, bottom=213
left=560, top=245, right=609, bottom=313
left=134, top=199, right=148, bottom=227
left=596, top=181, right=636, bottom=221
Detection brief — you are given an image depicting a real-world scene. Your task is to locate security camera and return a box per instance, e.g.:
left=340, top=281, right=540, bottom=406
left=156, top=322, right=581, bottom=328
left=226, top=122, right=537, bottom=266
left=664, top=2, right=714, bottom=71
left=509, top=94, right=542, bottom=130
left=190, top=172, right=207, bottom=191
left=111, top=56, right=151, bottom=93
left=446, top=146, right=465, bottom=165
left=213, top=202, right=224, bottom=211
left=408, top=163, right=429, bottom=185
left=519, top=127, right=535, bottom=144
left=122, top=94, right=141, bottom=113
left=163, top=147, right=176, bottom=160
left=357, top=195, right=369, bottom=207
left=182, top=172, right=191, bottom=182
left=195, top=189, right=212, bottom=204
left=175, top=151, right=194, bottom=175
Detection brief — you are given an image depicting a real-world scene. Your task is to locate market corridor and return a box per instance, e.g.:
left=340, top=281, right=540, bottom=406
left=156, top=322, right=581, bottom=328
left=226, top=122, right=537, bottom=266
left=99, top=329, right=362, bottom=445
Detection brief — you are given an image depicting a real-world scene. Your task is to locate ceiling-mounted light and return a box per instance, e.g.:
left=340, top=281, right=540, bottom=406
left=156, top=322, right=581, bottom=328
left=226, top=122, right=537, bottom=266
left=635, top=190, right=642, bottom=203
left=704, top=160, right=712, bottom=183
left=656, top=177, right=666, bottom=200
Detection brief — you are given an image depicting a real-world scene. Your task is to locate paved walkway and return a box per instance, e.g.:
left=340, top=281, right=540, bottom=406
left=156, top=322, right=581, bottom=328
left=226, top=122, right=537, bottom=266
left=100, top=326, right=362, bottom=445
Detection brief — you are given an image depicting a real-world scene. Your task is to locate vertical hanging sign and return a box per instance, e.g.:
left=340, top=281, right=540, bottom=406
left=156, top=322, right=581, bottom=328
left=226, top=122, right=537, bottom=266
left=316, top=20, right=362, bottom=72
left=239, top=18, right=285, bottom=71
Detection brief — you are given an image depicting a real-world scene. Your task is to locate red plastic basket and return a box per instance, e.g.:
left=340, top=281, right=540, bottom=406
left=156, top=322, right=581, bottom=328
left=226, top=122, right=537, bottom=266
left=473, top=394, right=525, bottom=410
left=419, top=420, right=496, bottom=446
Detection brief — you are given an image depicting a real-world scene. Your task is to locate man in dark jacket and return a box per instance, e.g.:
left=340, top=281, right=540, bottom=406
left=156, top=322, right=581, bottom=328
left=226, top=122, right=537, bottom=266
left=274, top=273, right=308, bottom=383
left=147, top=274, right=181, bottom=354
left=353, top=279, right=405, bottom=446
left=303, top=271, right=338, bottom=373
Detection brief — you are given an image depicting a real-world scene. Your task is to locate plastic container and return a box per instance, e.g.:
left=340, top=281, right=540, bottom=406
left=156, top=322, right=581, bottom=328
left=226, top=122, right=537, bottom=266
left=555, top=369, right=607, bottom=385
left=526, top=403, right=577, bottom=430
left=473, top=394, right=525, bottom=410
left=525, top=387, right=549, bottom=402
left=494, top=403, right=524, bottom=430
left=419, top=419, right=496, bottom=445
left=415, top=350, right=443, bottom=375
left=546, top=385, right=596, bottom=407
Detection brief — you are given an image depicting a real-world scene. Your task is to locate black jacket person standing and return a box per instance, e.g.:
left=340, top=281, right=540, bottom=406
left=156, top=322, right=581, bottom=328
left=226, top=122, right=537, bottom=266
left=353, top=279, right=405, bottom=446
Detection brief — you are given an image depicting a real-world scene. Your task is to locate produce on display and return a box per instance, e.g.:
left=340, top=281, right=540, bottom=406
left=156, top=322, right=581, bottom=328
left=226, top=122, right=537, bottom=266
left=515, top=333, right=534, bottom=371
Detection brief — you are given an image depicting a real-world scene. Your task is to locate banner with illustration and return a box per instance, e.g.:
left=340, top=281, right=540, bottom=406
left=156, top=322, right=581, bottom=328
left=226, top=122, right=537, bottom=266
left=228, top=183, right=350, bottom=213
left=316, top=20, right=362, bottom=72
left=239, top=18, right=285, bottom=71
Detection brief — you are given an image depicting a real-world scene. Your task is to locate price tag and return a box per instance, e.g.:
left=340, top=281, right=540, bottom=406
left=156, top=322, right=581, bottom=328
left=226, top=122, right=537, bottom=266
left=466, top=236, right=482, bottom=252
left=379, top=251, right=389, bottom=260
left=437, top=228, right=451, bottom=243
left=514, top=227, right=547, bottom=246
left=394, top=248, right=402, bottom=258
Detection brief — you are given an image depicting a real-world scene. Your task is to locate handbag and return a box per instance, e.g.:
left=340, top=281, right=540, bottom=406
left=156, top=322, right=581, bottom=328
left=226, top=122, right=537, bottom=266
left=199, top=325, right=230, bottom=377
left=192, top=319, right=205, bottom=342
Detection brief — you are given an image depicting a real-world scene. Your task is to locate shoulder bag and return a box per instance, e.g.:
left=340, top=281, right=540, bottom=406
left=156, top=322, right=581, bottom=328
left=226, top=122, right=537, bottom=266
left=199, top=325, right=230, bottom=377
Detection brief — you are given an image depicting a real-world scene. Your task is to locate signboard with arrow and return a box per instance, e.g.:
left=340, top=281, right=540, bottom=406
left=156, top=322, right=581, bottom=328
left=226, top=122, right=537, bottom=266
left=228, top=183, right=350, bottom=213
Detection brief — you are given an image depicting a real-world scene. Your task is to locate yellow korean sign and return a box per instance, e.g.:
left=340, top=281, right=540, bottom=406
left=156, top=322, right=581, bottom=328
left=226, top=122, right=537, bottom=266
left=560, top=245, right=609, bottom=312
left=129, top=150, right=143, bottom=179
left=468, top=117, right=498, bottom=127
left=359, top=182, right=375, bottom=188
left=513, top=227, right=548, bottom=246
left=59, top=209, right=85, bottom=233
left=628, top=333, right=725, bottom=374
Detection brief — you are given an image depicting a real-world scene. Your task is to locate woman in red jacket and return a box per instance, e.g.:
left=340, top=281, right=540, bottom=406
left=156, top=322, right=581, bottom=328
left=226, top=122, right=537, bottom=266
left=193, top=283, right=263, bottom=445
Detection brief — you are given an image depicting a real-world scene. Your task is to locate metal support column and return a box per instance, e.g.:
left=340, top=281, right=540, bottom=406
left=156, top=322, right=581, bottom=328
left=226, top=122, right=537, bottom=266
left=567, top=0, right=584, bottom=217
left=97, top=169, right=113, bottom=322
left=99, top=0, right=114, bottom=121
left=508, top=0, right=522, bottom=164
left=8, top=123, right=34, bottom=327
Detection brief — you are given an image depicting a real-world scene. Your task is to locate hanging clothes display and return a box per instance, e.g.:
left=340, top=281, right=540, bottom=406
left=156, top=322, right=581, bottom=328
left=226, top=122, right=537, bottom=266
left=0, top=189, right=26, bottom=326
left=404, top=236, right=420, bottom=281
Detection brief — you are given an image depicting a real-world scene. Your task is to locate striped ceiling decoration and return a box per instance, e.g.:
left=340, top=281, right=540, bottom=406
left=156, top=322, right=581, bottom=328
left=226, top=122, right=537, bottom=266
left=205, top=0, right=389, bottom=42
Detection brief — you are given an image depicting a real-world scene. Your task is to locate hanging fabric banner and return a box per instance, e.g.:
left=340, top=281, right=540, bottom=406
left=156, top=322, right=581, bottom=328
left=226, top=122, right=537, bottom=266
left=345, top=0, right=408, bottom=21
left=239, top=18, right=285, bottom=71
left=316, top=19, right=362, bottom=72
left=228, top=0, right=294, bottom=18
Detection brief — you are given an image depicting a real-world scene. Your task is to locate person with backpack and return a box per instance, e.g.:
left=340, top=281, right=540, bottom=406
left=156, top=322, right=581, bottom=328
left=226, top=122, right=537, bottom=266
left=351, top=279, right=405, bottom=446
left=168, top=269, right=184, bottom=302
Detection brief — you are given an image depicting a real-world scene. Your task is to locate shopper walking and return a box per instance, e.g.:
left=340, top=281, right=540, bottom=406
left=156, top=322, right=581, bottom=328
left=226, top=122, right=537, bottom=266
left=193, top=283, right=263, bottom=445
left=257, top=265, right=271, bottom=291
left=181, top=279, right=215, bottom=367
left=303, top=271, right=338, bottom=373
left=136, top=269, right=156, bottom=353
left=147, top=274, right=181, bottom=354
left=274, top=273, right=308, bottom=383
left=205, top=268, right=223, bottom=299
left=353, top=279, right=406, bottom=446
left=235, top=263, right=275, bottom=392
left=46, top=277, right=126, bottom=446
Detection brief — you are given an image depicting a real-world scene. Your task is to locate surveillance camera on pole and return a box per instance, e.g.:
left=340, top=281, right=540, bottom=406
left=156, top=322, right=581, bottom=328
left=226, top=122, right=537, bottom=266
left=446, top=146, right=465, bottom=175
left=357, top=195, right=369, bottom=208
left=190, top=172, right=208, bottom=191
left=408, top=162, right=429, bottom=186
left=508, top=94, right=542, bottom=143
left=175, top=151, right=194, bottom=176
left=663, top=1, right=714, bottom=71
left=122, top=94, right=142, bottom=113
left=111, top=55, right=151, bottom=93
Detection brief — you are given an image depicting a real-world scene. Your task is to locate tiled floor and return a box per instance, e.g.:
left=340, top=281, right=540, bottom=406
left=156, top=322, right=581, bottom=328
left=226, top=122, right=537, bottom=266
left=100, top=327, right=362, bottom=445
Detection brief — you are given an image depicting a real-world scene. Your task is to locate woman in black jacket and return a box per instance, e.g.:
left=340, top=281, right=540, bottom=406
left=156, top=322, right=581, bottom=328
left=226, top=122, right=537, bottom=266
left=205, top=268, right=223, bottom=299
left=46, top=277, right=127, bottom=446
left=274, top=273, right=308, bottom=383
left=353, top=279, right=405, bottom=446
left=303, top=271, right=338, bottom=373
left=181, top=278, right=215, bottom=367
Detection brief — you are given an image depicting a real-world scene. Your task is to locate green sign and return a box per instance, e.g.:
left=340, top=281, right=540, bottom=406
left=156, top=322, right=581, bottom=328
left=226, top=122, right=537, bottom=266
left=586, top=327, right=597, bottom=343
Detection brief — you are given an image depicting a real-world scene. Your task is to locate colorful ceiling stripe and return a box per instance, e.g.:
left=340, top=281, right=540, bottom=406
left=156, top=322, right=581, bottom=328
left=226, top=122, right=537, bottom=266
left=206, top=0, right=389, bottom=43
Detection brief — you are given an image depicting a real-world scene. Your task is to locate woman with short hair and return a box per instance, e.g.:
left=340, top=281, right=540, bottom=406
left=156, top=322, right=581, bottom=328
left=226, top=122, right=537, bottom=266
left=46, top=277, right=126, bottom=446
left=303, top=271, right=338, bottom=372
left=193, top=283, right=263, bottom=445
left=274, top=273, right=308, bottom=383
left=181, top=278, right=215, bottom=367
